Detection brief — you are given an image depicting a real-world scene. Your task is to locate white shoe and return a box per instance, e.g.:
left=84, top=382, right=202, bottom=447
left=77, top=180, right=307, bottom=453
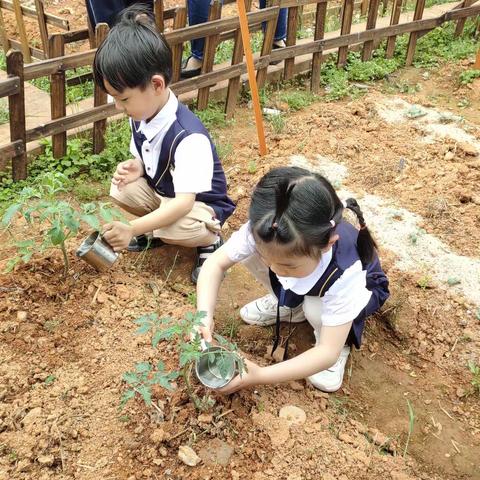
left=308, top=346, right=351, bottom=392
left=240, top=294, right=305, bottom=326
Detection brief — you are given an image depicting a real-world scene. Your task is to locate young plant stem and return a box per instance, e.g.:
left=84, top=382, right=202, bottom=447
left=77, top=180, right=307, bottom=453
left=182, top=363, right=202, bottom=411
left=60, top=241, right=69, bottom=277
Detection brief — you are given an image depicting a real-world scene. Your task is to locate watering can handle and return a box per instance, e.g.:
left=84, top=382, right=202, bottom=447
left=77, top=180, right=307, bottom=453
left=200, top=339, right=208, bottom=351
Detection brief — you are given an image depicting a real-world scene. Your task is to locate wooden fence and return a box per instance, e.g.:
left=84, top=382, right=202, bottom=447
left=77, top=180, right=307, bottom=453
left=0, top=0, right=479, bottom=181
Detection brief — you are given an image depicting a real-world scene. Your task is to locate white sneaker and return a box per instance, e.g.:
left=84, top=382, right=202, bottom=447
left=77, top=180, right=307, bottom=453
left=308, top=346, right=351, bottom=392
left=240, top=294, right=305, bottom=326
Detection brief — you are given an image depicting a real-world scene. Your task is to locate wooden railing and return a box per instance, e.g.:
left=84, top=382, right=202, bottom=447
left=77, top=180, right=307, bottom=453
left=0, top=0, right=479, bottom=181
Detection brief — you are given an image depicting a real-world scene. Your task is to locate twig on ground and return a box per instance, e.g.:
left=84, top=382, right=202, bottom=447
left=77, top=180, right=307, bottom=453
left=164, top=251, right=179, bottom=285
left=91, top=284, right=101, bottom=304
left=169, top=426, right=190, bottom=441
left=438, top=401, right=454, bottom=420
left=216, top=408, right=234, bottom=420
left=451, top=439, right=461, bottom=454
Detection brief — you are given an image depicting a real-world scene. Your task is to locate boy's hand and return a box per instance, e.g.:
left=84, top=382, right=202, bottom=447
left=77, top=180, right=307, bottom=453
left=112, top=159, right=144, bottom=190
left=102, top=221, right=134, bottom=251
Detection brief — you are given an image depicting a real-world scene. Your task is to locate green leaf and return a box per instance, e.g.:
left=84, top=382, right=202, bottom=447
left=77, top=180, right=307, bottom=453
left=135, top=323, right=151, bottom=335
left=81, top=214, right=101, bottom=231
left=120, top=389, right=136, bottom=407
left=157, top=376, right=175, bottom=391
left=152, top=331, right=163, bottom=349
left=48, top=225, right=66, bottom=245
left=135, top=362, right=151, bottom=374
left=137, top=385, right=152, bottom=405
left=122, top=372, right=139, bottom=385
left=1, top=203, right=22, bottom=226
left=44, top=375, right=56, bottom=385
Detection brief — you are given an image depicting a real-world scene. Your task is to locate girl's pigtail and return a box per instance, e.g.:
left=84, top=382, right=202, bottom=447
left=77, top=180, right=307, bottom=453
left=345, top=198, right=377, bottom=265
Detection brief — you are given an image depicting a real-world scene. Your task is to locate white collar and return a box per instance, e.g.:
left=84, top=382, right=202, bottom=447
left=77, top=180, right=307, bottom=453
left=277, top=248, right=333, bottom=295
left=137, top=89, right=178, bottom=142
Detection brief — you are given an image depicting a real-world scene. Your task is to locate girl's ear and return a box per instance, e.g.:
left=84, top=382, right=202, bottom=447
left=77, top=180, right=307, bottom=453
left=151, top=74, right=166, bottom=94
left=323, top=233, right=339, bottom=252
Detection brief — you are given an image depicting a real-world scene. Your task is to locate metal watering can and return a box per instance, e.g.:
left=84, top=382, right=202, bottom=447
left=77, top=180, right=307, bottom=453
left=195, top=345, right=237, bottom=389
left=76, top=231, right=118, bottom=271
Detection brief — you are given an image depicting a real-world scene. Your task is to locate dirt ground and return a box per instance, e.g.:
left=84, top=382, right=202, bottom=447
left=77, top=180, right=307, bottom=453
left=1, top=51, right=480, bottom=480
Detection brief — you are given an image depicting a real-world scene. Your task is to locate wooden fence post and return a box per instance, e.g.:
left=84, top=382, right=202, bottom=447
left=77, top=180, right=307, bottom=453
left=154, top=0, right=165, bottom=32
left=49, top=34, right=66, bottom=158
left=360, top=0, right=369, bottom=17
left=93, top=23, right=109, bottom=154
left=385, top=0, right=403, bottom=58
left=284, top=4, right=299, bottom=81
left=405, top=0, right=425, bottom=66
left=171, top=6, right=187, bottom=83
left=12, top=0, right=32, bottom=62
left=454, top=0, right=475, bottom=37
left=337, top=0, right=354, bottom=66
left=310, top=0, right=327, bottom=93
left=6, top=50, right=27, bottom=181
left=225, top=0, right=253, bottom=119
left=35, top=0, right=49, bottom=58
left=256, top=0, right=280, bottom=89
left=197, top=0, right=222, bottom=111
left=362, top=0, right=380, bottom=60
left=0, top=8, right=9, bottom=54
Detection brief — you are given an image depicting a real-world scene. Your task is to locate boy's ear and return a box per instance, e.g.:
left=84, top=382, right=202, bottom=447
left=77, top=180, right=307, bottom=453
left=151, top=74, right=166, bottom=94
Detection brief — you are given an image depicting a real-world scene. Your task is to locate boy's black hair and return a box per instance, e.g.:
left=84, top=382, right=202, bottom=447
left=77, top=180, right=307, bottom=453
left=93, top=3, right=172, bottom=93
left=249, top=166, right=378, bottom=265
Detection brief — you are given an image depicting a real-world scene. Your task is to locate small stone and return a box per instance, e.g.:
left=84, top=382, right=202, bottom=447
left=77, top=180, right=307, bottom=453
left=231, top=470, right=241, bottom=480
left=444, top=151, right=455, bottom=161
left=22, top=407, right=42, bottom=427
left=288, top=381, right=304, bottom=391
left=456, top=387, right=467, bottom=398
left=279, top=406, right=306, bottom=425
left=198, top=413, right=213, bottom=424
left=338, top=432, right=355, bottom=444
left=153, top=458, right=163, bottom=466
left=17, top=311, right=28, bottom=321
left=149, top=428, right=165, bottom=444
left=178, top=445, right=201, bottom=466
left=37, top=455, right=55, bottom=466
left=458, top=142, right=478, bottom=157
left=199, top=439, right=234, bottom=467
left=16, top=459, right=31, bottom=472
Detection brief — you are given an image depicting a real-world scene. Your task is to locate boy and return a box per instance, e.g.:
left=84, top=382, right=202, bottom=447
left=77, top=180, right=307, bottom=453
left=93, top=5, right=235, bottom=283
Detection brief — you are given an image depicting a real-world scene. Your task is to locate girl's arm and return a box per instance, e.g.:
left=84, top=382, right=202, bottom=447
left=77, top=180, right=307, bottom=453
left=196, top=245, right=237, bottom=341
left=219, top=320, right=353, bottom=394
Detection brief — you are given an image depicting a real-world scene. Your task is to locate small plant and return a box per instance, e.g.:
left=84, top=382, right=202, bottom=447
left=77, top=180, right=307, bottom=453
left=416, top=274, right=432, bottom=290
left=403, top=399, right=415, bottom=456
left=0, top=99, right=8, bottom=125
left=122, top=311, right=245, bottom=411
left=1, top=172, right=123, bottom=276
left=266, top=113, right=286, bottom=134
left=247, top=160, right=257, bottom=174
left=467, top=360, right=480, bottom=395
left=278, top=89, right=317, bottom=111
left=459, top=69, right=480, bottom=85
left=186, top=291, right=197, bottom=306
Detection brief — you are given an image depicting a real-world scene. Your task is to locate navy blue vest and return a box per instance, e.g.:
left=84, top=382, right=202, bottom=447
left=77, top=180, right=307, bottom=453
left=269, top=222, right=389, bottom=348
left=132, top=102, right=236, bottom=225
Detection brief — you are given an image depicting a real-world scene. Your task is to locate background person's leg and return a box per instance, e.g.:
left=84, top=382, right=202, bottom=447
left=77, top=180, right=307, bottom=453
left=259, top=0, right=288, bottom=43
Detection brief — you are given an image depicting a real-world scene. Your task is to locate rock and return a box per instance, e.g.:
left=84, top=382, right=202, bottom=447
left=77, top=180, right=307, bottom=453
left=116, top=285, right=132, bottom=301
left=178, top=445, right=201, bottom=466
left=338, top=432, right=356, bottom=444
left=288, top=381, right=304, bottom=391
left=367, top=428, right=390, bottom=447
left=231, top=470, right=241, bottom=480
left=197, top=413, right=213, bottom=424
left=16, top=459, right=31, bottom=472
left=265, top=345, right=285, bottom=363
left=444, top=151, right=455, bottom=161
left=37, top=455, right=55, bottom=467
left=199, top=439, right=234, bottom=467
left=279, top=406, right=306, bottom=425
left=458, top=142, right=478, bottom=157
left=22, top=407, right=42, bottom=428
left=149, top=428, right=165, bottom=444
left=456, top=387, right=467, bottom=398
left=17, top=311, right=28, bottom=321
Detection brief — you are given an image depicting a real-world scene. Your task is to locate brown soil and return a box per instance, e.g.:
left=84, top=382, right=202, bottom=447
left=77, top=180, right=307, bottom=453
left=1, top=60, right=479, bottom=480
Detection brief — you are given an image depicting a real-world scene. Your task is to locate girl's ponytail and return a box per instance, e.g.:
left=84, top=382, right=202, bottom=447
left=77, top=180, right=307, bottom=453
left=345, top=198, right=377, bottom=265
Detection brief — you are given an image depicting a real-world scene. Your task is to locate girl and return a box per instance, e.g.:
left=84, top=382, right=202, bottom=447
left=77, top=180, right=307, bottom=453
left=196, top=167, right=389, bottom=394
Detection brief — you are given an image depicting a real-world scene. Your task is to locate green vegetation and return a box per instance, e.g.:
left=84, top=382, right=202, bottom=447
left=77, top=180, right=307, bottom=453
left=1, top=172, right=123, bottom=275
left=0, top=99, right=8, bottom=125
left=468, top=360, right=480, bottom=395
left=122, top=311, right=245, bottom=411
left=459, top=69, right=480, bottom=85
left=403, top=399, right=415, bottom=456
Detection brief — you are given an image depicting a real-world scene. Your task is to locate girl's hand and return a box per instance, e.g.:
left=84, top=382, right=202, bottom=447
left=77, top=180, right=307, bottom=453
left=102, top=221, right=134, bottom=251
left=112, top=159, right=144, bottom=190
left=218, top=358, right=263, bottom=395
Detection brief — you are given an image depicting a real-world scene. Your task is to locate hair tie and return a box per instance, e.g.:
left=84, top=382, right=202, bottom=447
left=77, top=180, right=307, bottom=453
left=272, top=222, right=278, bottom=230
left=330, top=219, right=336, bottom=228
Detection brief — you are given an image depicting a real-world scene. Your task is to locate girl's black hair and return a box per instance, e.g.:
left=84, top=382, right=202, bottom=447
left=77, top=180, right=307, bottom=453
left=249, top=166, right=377, bottom=265
left=93, top=4, right=172, bottom=93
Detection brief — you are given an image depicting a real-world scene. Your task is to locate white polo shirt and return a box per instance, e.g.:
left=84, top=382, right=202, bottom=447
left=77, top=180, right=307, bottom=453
left=225, top=222, right=372, bottom=327
left=130, top=90, right=213, bottom=194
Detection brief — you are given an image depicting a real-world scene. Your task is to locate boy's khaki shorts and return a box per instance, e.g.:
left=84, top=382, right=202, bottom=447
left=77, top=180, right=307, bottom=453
left=110, top=177, right=221, bottom=248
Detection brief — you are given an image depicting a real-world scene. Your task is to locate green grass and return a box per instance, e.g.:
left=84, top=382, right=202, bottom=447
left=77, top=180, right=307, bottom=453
left=0, top=99, right=8, bottom=125
left=459, top=69, right=480, bottom=85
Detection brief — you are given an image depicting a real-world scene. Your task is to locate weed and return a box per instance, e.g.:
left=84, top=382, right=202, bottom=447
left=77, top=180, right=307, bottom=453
left=459, top=69, right=480, bottom=85
left=122, top=311, right=245, bottom=411
left=0, top=99, right=8, bottom=125
left=194, top=103, right=232, bottom=130
left=247, top=160, right=257, bottom=174
left=278, top=89, right=317, bottom=111
left=187, top=291, right=197, bottom=306
left=44, top=375, right=56, bottom=385
left=467, top=360, right=480, bottom=395
left=266, top=112, right=286, bottom=134
left=1, top=172, right=123, bottom=276
left=217, top=315, right=241, bottom=340
left=416, top=274, right=432, bottom=290
left=403, top=399, right=415, bottom=456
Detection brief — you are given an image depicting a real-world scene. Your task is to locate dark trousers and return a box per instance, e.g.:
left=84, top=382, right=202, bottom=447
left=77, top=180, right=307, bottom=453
left=85, top=0, right=153, bottom=27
